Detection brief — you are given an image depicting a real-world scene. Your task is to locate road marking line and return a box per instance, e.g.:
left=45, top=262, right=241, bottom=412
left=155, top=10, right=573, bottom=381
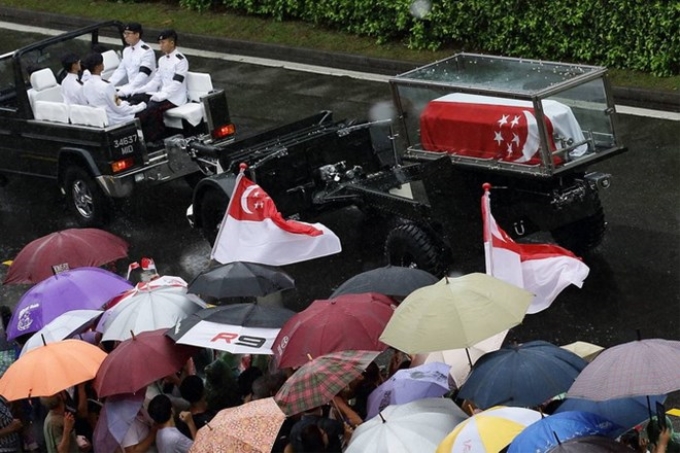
left=1, top=21, right=677, bottom=120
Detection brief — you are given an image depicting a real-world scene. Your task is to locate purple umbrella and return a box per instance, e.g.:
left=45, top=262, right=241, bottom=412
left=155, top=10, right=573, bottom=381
left=366, top=361, right=452, bottom=419
left=93, top=392, right=145, bottom=453
left=7, top=267, right=132, bottom=341
left=92, top=411, right=119, bottom=453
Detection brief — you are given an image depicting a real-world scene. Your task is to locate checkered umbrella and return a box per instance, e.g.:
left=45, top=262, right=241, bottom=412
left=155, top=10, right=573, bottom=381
left=274, top=350, right=379, bottom=416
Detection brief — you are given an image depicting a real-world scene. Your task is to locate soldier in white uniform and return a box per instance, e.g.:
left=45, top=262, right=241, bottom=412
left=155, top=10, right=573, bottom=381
left=59, top=52, right=87, bottom=105
left=112, top=22, right=156, bottom=94
left=131, top=29, right=189, bottom=143
left=81, top=52, right=146, bottom=126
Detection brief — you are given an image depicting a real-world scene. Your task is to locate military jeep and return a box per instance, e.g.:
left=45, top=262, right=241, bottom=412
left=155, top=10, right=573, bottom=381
left=187, top=53, right=626, bottom=276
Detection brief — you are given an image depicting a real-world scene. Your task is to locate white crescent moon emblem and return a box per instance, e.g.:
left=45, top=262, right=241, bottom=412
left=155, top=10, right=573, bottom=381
left=241, top=185, right=259, bottom=214
left=516, top=110, right=541, bottom=163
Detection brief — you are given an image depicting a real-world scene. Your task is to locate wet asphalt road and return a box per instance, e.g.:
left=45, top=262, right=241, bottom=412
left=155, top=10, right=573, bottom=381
left=0, top=28, right=678, bottom=354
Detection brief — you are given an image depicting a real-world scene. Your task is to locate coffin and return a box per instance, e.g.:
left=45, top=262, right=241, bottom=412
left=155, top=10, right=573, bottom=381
left=420, top=93, right=586, bottom=165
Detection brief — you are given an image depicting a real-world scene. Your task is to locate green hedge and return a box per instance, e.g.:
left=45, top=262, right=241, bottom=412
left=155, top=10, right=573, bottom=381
left=177, top=0, right=679, bottom=76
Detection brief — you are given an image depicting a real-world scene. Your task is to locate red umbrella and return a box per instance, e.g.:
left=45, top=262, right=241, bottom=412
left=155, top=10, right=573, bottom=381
left=4, top=228, right=129, bottom=284
left=271, top=292, right=395, bottom=369
left=93, top=328, right=197, bottom=398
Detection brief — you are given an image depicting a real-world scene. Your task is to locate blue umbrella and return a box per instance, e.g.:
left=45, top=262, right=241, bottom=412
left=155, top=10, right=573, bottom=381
left=507, top=411, right=623, bottom=453
left=555, top=394, right=666, bottom=437
left=457, top=340, right=588, bottom=409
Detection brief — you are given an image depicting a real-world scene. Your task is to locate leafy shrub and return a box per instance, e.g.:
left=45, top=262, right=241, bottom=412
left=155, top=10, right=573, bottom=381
left=176, top=0, right=679, bottom=76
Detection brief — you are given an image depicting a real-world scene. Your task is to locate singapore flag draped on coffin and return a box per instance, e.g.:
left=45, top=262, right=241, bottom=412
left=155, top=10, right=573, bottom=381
left=211, top=169, right=342, bottom=266
left=482, top=183, right=590, bottom=314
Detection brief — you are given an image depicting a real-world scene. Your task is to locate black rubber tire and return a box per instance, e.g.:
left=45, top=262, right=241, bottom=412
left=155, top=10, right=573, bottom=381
left=200, top=189, right=230, bottom=246
left=384, top=223, right=448, bottom=277
left=184, top=172, right=205, bottom=190
left=63, top=166, right=109, bottom=227
left=551, top=200, right=606, bottom=255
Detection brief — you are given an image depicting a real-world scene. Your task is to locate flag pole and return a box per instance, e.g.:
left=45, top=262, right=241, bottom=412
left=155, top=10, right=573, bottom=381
left=482, top=182, right=494, bottom=276
left=210, top=163, right=247, bottom=262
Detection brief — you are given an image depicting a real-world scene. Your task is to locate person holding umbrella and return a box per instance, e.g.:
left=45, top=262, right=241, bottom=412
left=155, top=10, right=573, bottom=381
left=40, top=393, right=78, bottom=453
left=147, top=394, right=193, bottom=453
left=288, top=406, right=351, bottom=453
left=175, top=376, right=214, bottom=441
left=0, top=396, right=22, bottom=452
left=646, top=417, right=678, bottom=453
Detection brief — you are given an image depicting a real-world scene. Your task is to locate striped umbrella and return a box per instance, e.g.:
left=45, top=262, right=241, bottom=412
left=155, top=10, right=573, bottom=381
left=436, top=406, right=542, bottom=453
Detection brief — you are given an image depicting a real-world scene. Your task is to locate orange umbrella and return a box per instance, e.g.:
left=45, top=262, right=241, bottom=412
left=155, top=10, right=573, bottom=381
left=190, top=397, right=286, bottom=453
left=0, top=339, right=106, bottom=401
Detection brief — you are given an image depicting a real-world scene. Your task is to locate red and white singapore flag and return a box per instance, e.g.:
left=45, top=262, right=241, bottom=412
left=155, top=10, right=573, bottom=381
left=481, top=183, right=590, bottom=314
left=211, top=169, right=342, bottom=266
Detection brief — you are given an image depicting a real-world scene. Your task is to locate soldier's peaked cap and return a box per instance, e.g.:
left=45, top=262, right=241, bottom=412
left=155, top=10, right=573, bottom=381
left=158, top=29, right=178, bottom=42
left=124, top=22, right=143, bottom=33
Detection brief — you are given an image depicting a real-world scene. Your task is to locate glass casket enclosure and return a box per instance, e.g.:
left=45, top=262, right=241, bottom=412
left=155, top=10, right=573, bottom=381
left=390, top=53, right=625, bottom=177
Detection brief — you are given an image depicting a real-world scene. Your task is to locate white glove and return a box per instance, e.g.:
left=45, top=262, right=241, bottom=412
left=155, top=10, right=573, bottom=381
left=117, top=85, right=132, bottom=97
left=135, top=102, right=147, bottom=112
left=149, top=93, right=164, bottom=102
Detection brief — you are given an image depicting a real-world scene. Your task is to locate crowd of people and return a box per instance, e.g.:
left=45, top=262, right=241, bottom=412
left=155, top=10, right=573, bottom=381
left=0, top=335, right=676, bottom=453
left=56, top=22, right=189, bottom=146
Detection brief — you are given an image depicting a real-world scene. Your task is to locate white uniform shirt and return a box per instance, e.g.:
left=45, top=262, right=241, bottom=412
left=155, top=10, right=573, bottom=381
left=60, top=73, right=87, bottom=105
left=109, top=39, right=156, bottom=89
left=136, top=48, right=188, bottom=107
left=82, top=74, right=144, bottom=126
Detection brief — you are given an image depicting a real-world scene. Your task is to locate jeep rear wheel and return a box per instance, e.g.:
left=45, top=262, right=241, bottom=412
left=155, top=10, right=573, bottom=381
left=64, top=166, right=109, bottom=227
left=201, top=189, right=230, bottom=246
left=551, top=200, right=606, bottom=255
left=385, top=223, right=448, bottom=277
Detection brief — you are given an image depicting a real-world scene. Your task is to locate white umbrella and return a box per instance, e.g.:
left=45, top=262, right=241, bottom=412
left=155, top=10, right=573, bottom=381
left=100, top=285, right=206, bottom=342
left=20, top=309, right=103, bottom=356
left=345, top=398, right=468, bottom=453
left=411, top=331, right=507, bottom=387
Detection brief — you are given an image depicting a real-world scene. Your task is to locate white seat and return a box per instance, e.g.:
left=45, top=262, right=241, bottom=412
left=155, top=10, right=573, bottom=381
left=33, top=100, right=70, bottom=124
left=101, top=50, right=122, bottom=81
left=27, top=68, right=63, bottom=111
left=164, top=72, right=213, bottom=129
left=69, top=104, right=109, bottom=128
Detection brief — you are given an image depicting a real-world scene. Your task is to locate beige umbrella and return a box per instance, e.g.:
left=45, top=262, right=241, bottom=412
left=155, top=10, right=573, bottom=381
left=560, top=341, right=604, bottom=363
left=380, top=273, right=532, bottom=354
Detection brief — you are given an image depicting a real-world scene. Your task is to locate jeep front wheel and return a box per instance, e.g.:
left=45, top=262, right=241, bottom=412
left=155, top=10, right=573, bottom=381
left=64, top=166, right=109, bottom=227
left=200, top=190, right=230, bottom=246
left=385, top=223, right=448, bottom=277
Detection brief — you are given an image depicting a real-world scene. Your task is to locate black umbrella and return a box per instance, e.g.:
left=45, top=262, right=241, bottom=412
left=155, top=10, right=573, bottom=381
left=166, top=303, right=296, bottom=354
left=330, top=265, right=438, bottom=298
left=188, top=261, right=295, bottom=299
